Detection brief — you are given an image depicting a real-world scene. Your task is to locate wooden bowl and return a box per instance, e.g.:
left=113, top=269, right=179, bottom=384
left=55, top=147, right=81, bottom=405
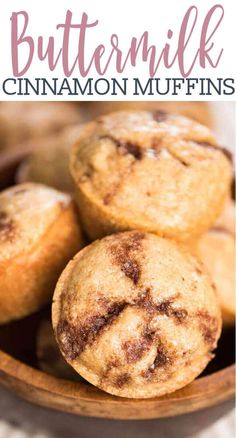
left=0, top=149, right=234, bottom=420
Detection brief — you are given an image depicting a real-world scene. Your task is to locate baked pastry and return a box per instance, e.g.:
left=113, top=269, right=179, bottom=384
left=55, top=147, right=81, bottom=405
left=52, top=231, right=221, bottom=399
left=83, top=101, right=213, bottom=127
left=70, top=111, right=232, bottom=242
left=0, top=183, right=83, bottom=324
left=195, top=227, right=235, bottom=326
left=0, top=102, right=81, bottom=151
left=36, top=317, right=83, bottom=381
left=16, top=125, right=82, bottom=192
left=215, top=198, right=235, bottom=236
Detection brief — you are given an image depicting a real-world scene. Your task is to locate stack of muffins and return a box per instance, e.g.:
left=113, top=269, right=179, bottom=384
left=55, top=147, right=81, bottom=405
left=0, top=104, right=234, bottom=399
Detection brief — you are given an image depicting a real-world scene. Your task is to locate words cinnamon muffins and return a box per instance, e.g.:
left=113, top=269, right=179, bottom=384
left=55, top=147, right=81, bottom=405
left=70, top=111, right=232, bottom=241
left=0, top=183, right=83, bottom=324
left=52, top=231, right=221, bottom=399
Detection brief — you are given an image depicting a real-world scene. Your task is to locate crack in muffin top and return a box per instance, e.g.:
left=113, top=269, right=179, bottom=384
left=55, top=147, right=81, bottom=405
left=70, top=111, right=232, bottom=241
left=53, top=231, right=221, bottom=398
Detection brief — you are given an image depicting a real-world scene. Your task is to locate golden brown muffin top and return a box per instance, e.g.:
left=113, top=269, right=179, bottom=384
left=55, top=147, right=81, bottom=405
left=0, top=183, right=72, bottom=262
left=71, top=111, right=232, bottom=240
left=53, top=231, right=221, bottom=398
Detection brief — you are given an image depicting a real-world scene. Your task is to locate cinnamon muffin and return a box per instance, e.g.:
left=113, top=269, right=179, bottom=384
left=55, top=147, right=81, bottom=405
left=83, top=102, right=213, bottom=127
left=0, top=102, right=81, bottom=151
left=70, top=111, right=232, bottom=242
left=52, top=231, right=221, bottom=399
left=196, top=227, right=235, bottom=326
left=0, top=183, right=83, bottom=324
left=16, top=125, right=82, bottom=192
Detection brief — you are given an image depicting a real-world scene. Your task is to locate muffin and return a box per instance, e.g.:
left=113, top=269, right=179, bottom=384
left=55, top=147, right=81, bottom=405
left=36, top=317, right=82, bottom=381
left=0, top=183, right=83, bottom=324
left=215, top=198, right=235, bottom=236
left=70, top=111, right=232, bottom=242
left=16, top=125, right=82, bottom=192
left=52, top=231, right=221, bottom=399
left=83, top=102, right=213, bottom=127
left=0, top=102, right=81, bottom=151
left=196, top=227, right=235, bottom=325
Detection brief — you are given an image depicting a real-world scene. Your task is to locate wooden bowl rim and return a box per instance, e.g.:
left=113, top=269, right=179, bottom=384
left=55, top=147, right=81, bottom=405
left=0, top=349, right=234, bottom=406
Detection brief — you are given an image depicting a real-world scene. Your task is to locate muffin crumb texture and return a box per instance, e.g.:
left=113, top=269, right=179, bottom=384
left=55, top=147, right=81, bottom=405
left=0, top=183, right=83, bottom=323
left=53, top=231, right=221, bottom=398
left=71, top=111, right=232, bottom=241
